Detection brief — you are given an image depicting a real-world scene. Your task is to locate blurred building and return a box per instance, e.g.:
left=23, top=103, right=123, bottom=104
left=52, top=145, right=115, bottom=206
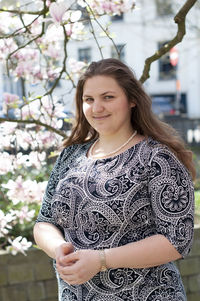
left=66, top=0, right=200, bottom=144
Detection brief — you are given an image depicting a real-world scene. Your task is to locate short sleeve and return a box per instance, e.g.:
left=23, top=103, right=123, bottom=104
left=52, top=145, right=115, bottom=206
left=35, top=145, right=76, bottom=226
left=148, top=147, right=195, bottom=258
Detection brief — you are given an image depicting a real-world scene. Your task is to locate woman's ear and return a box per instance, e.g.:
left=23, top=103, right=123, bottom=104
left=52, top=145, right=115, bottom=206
left=130, top=102, right=136, bottom=108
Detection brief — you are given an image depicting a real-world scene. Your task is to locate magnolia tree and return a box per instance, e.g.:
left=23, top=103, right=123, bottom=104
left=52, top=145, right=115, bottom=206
left=0, top=0, right=197, bottom=255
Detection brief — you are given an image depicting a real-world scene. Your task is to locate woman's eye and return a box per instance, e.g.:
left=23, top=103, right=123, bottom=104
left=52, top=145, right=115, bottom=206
left=84, top=98, right=93, bottom=102
left=104, top=95, right=114, bottom=100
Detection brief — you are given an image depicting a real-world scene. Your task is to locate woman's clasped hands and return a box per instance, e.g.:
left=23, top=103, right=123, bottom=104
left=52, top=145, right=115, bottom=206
left=55, top=242, right=102, bottom=285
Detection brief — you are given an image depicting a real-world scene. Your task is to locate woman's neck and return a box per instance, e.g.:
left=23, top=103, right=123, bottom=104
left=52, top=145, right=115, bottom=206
left=89, top=129, right=138, bottom=159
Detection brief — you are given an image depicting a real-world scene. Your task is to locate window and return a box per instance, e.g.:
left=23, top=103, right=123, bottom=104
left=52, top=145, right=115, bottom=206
left=3, top=74, right=24, bottom=98
left=111, top=14, right=124, bottom=22
left=151, top=94, right=187, bottom=116
left=158, top=42, right=176, bottom=80
left=111, top=44, right=125, bottom=62
left=78, top=47, right=91, bottom=63
left=1, top=74, right=25, bottom=118
left=156, top=0, right=173, bottom=16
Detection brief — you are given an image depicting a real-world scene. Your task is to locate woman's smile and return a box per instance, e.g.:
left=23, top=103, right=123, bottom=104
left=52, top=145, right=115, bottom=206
left=92, top=114, right=111, bottom=120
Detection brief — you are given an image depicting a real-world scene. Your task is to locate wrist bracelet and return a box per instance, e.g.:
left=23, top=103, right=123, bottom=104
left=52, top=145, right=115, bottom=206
left=99, top=249, right=107, bottom=272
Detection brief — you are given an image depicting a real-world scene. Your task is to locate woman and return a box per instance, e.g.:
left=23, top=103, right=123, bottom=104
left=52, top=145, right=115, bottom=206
left=34, top=58, right=195, bottom=301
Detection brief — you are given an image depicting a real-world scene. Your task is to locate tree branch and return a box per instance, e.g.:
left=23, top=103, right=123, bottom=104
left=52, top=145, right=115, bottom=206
left=0, top=8, right=48, bottom=15
left=139, top=0, right=198, bottom=83
left=0, top=117, right=67, bottom=138
left=88, top=17, right=104, bottom=59
left=85, top=0, right=119, bottom=54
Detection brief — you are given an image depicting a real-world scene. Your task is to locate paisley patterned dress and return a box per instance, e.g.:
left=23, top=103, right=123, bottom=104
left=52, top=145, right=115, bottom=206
left=36, top=137, right=194, bottom=301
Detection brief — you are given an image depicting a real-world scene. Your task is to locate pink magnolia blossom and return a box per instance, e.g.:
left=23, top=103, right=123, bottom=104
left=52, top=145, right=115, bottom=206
left=13, top=127, right=62, bottom=151
left=2, top=176, right=47, bottom=205
left=0, top=152, right=15, bottom=175
left=13, top=48, right=38, bottom=61
left=0, top=122, right=17, bottom=150
left=44, top=44, right=61, bottom=59
left=0, top=210, right=15, bottom=238
left=69, top=21, right=85, bottom=40
left=3, top=93, right=20, bottom=114
left=12, top=206, right=35, bottom=224
left=68, top=58, right=87, bottom=76
left=15, top=151, right=46, bottom=169
left=0, top=38, right=17, bottom=59
left=20, top=95, right=65, bottom=123
left=45, top=24, right=64, bottom=42
left=49, top=2, right=68, bottom=24
left=86, top=0, right=135, bottom=15
left=15, top=129, right=33, bottom=150
left=7, top=236, right=32, bottom=256
left=70, top=11, right=82, bottom=22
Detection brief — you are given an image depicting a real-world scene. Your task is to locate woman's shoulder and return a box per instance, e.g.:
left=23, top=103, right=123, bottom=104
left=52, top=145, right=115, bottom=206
left=145, top=137, right=191, bottom=176
left=141, top=137, right=183, bottom=167
left=138, top=136, right=168, bottom=158
left=142, top=136, right=172, bottom=155
left=59, top=141, right=92, bottom=162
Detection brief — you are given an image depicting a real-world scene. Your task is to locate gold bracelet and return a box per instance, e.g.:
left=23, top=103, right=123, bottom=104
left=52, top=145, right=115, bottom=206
left=99, top=249, right=107, bottom=272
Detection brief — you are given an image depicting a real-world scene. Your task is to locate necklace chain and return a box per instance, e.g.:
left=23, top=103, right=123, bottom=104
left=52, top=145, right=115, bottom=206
left=88, top=130, right=137, bottom=159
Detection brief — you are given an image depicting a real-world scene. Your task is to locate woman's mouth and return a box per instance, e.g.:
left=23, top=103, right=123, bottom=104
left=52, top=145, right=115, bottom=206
left=93, top=115, right=110, bottom=120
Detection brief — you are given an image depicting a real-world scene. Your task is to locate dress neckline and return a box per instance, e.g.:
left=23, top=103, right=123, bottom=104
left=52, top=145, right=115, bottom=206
left=84, top=136, right=148, bottom=162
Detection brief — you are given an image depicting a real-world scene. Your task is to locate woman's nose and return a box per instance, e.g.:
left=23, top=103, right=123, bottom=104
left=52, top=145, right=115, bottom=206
left=92, top=100, right=104, bottom=113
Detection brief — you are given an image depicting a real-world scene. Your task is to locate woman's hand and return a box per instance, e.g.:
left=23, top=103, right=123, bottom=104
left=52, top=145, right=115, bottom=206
left=55, top=242, right=74, bottom=266
left=56, top=249, right=101, bottom=285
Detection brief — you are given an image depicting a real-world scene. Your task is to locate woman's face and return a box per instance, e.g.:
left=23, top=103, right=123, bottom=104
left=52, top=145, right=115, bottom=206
left=82, top=75, right=135, bottom=137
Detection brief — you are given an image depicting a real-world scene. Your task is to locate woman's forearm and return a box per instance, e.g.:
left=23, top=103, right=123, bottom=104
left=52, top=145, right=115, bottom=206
left=105, top=234, right=182, bottom=269
left=33, top=222, right=66, bottom=259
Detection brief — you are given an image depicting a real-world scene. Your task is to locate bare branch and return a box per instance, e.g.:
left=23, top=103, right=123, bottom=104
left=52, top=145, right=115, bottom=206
left=0, top=8, right=48, bottom=16
left=85, top=0, right=119, bottom=54
left=88, top=18, right=104, bottom=59
left=0, top=117, right=67, bottom=138
left=139, top=0, right=198, bottom=83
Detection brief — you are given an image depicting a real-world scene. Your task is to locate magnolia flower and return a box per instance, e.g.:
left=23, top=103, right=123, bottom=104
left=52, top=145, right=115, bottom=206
left=0, top=38, right=17, bottom=59
left=44, top=24, right=64, bottom=42
left=0, top=210, right=15, bottom=238
left=77, top=0, right=87, bottom=8
left=86, top=0, right=135, bottom=15
left=49, top=2, right=68, bottom=24
left=70, top=10, right=82, bottom=22
left=2, top=176, right=47, bottom=205
left=15, top=151, right=46, bottom=169
left=70, top=21, right=85, bottom=40
left=2, top=176, right=24, bottom=205
left=3, top=93, right=20, bottom=114
left=7, top=236, right=32, bottom=256
left=44, top=43, right=61, bottom=59
left=0, top=152, right=15, bottom=175
left=68, top=58, right=87, bottom=75
left=2, top=122, right=18, bottom=133
left=12, top=206, right=35, bottom=224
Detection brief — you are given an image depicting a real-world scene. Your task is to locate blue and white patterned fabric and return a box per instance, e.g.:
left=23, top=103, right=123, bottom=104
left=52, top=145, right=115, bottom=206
left=36, top=137, right=194, bottom=301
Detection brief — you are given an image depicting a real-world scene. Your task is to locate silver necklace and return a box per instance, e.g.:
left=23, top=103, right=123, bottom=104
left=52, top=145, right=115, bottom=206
left=88, top=130, right=137, bottom=159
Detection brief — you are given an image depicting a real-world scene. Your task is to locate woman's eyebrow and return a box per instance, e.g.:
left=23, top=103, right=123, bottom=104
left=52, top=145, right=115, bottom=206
left=82, top=94, right=92, bottom=98
left=82, top=91, right=115, bottom=98
left=101, top=91, right=116, bottom=95
left=82, top=91, right=116, bottom=98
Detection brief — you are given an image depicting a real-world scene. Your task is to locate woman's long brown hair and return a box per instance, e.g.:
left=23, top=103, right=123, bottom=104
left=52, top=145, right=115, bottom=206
left=63, top=58, right=196, bottom=180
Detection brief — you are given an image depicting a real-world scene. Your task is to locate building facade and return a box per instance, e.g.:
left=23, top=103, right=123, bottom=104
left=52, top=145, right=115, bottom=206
left=0, top=0, right=200, bottom=143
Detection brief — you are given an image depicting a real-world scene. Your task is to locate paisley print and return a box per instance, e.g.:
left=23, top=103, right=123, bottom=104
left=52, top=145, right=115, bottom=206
left=36, top=137, right=194, bottom=300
